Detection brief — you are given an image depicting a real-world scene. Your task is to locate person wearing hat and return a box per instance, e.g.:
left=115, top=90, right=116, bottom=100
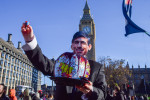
left=21, top=22, right=107, bottom=100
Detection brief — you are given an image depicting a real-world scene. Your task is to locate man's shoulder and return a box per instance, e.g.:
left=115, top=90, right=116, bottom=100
left=88, top=60, right=103, bottom=67
left=88, top=60, right=103, bottom=70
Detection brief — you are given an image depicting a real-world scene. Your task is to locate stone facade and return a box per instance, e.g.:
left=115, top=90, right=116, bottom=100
left=129, top=65, right=150, bottom=94
left=0, top=34, right=41, bottom=94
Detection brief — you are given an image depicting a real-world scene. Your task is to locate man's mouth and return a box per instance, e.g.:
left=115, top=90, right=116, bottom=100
left=76, top=49, right=84, bottom=52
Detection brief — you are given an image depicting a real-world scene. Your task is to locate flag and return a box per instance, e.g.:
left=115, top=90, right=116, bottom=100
left=122, top=0, right=150, bottom=37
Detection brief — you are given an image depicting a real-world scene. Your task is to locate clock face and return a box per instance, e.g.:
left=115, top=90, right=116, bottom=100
left=82, top=26, right=91, bottom=34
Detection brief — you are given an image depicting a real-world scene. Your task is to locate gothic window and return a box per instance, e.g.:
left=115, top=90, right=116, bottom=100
left=13, top=79, right=15, bottom=84
left=5, top=54, right=8, bottom=59
left=10, top=71, right=12, bottom=78
left=6, top=78, right=8, bottom=84
left=18, top=60, right=20, bottom=65
left=19, top=61, right=22, bottom=66
left=2, top=77, right=5, bottom=83
left=6, top=72, right=9, bottom=78
left=4, top=61, right=7, bottom=67
left=13, top=72, right=16, bottom=77
left=9, top=79, right=11, bottom=84
left=3, top=69, right=6, bottom=75
left=15, top=59, right=18, bottom=64
left=17, top=67, right=19, bottom=72
left=9, top=56, right=11, bottom=61
left=0, top=60, right=3, bottom=66
left=0, top=68, right=2, bottom=77
left=12, top=58, right=14, bottom=63
left=16, top=73, right=18, bottom=78
left=1, top=52, right=4, bottom=58
left=11, top=65, right=13, bottom=70
left=8, top=63, right=10, bottom=69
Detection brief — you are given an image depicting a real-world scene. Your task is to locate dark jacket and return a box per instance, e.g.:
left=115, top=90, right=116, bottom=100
left=30, top=94, right=40, bottom=100
left=25, top=45, right=107, bottom=100
left=0, top=93, right=9, bottom=100
left=113, top=91, right=124, bottom=100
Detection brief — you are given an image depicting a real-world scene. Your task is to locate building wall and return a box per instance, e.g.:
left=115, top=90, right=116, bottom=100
left=0, top=36, right=41, bottom=94
left=129, top=67, right=150, bottom=91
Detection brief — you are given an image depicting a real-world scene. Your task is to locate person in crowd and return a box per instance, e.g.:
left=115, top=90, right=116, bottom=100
left=30, top=92, right=40, bottom=100
left=139, top=96, right=144, bottom=100
left=21, top=21, right=107, bottom=100
left=9, top=89, right=17, bottom=100
left=134, top=95, right=138, bottom=100
left=105, top=85, right=113, bottom=100
left=127, top=96, right=131, bottom=100
left=143, top=95, right=148, bottom=100
left=35, top=92, right=40, bottom=100
left=113, top=86, right=124, bottom=100
left=18, top=93, right=24, bottom=100
left=38, top=90, right=43, bottom=99
left=131, top=96, right=134, bottom=100
left=47, top=93, right=54, bottom=100
left=23, top=88, right=31, bottom=100
left=0, top=83, right=9, bottom=100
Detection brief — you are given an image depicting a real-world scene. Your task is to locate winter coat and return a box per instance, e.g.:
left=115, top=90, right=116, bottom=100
left=0, top=93, right=9, bottom=100
left=23, top=89, right=31, bottom=100
left=113, top=91, right=124, bottom=100
left=9, top=89, right=17, bottom=100
left=31, top=94, right=40, bottom=100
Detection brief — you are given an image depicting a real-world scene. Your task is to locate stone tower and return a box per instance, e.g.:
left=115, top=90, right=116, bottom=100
left=79, top=1, right=96, bottom=61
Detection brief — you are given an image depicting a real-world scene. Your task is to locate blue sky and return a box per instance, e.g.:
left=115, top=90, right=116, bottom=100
left=1, top=0, right=150, bottom=85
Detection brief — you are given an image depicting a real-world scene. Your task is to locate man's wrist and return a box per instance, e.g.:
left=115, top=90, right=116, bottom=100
left=25, top=35, right=34, bottom=43
left=22, top=36, right=37, bottom=51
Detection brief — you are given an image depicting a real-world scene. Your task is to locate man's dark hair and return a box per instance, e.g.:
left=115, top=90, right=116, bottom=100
left=72, top=31, right=91, bottom=44
left=0, top=83, right=5, bottom=90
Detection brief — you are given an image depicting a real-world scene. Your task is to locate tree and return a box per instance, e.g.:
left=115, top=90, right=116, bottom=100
left=98, top=56, right=132, bottom=88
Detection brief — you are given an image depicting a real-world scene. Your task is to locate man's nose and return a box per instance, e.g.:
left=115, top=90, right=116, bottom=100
left=77, top=42, right=81, bottom=47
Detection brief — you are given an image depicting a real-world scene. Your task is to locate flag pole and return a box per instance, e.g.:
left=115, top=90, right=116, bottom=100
left=145, top=32, right=150, bottom=37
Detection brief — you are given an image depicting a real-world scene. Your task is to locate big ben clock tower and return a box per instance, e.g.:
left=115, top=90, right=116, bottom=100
left=79, top=1, right=96, bottom=61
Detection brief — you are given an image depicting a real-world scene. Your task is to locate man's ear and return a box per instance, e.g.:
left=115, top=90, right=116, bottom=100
left=71, top=45, right=74, bottom=50
left=88, top=44, right=92, bottom=50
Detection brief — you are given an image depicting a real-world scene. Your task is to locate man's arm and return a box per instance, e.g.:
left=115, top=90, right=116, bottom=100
left=21, top=22, right=54, bottom=76
left=24, top=44, right=55, bottom=76
left=76, top=63, right=107, bottom=100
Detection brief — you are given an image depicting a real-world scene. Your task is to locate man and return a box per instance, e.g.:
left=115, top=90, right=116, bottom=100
left=113, top=86, right=125, bottom=100
left=0, top=83, right=9, bottom=100
left=21, top=22, right=107, bottom=100
left=23, top=88, right=32, bottom=100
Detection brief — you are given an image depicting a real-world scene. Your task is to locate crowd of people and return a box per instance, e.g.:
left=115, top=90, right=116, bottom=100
left=106, top=85, right=149, bottom=100
left=18, top=89, right=54, bottom=100
left=1, top=83, right=150, bottom=100
left=0, top=83, right=54, bottom=100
